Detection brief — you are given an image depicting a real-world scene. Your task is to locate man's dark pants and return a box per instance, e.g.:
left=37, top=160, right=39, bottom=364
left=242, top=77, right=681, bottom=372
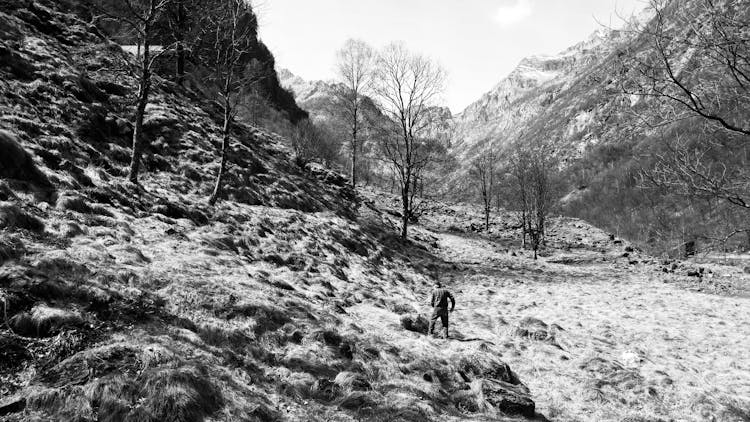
left=428, top=307, right=449, bottom=338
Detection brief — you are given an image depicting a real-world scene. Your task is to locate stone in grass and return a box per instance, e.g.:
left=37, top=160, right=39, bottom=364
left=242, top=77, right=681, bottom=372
left=338, top=391, right=377, bottom=411
left=400, top=314, right=429, bottom=334
left=334, top=371, right=372, bottom=392
left=0, top=202, right=45, bottom=232
left=473, top=379, right=535, bottom=417
left=9, top=305, right=84, bottom=338
left=514, top=317, right=565, bottom=348
left=0, top=130, right=52, bottom=189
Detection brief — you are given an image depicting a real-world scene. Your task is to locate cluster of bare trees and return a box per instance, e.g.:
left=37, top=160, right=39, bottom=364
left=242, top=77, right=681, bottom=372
left=89, top=0, right=271, bottom=204
left=331, top=41, right=448, bottom=239
left=509, top=145, right=555, bottom=260
left=619, top=0, right=750, bottom=250
left=470, top=150, right=497, bottom=232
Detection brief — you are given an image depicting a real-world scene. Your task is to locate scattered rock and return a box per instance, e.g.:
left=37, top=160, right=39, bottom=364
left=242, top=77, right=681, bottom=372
left=0, top=235, right=25, bottom=263
left=400, top=314, right=429, bottom=334
left=0, top=202, right=45, bottom=232
left=472, top=379, right=535, bottom=417
left=0, top=396, right=26, bottom=417
left=334, top=371, right=372, bottom=391
left=514, top=317, right=564, bottom=348
left=338, top=391, right=377, bottom=410
left=311, top=378, right=341, bottom=402
left=9, top=305, right=85, bottom=337
left=0, top=130, right=53, bottom=188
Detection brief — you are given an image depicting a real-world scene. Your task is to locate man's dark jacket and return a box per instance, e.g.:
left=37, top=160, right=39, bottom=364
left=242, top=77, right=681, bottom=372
left=431, top=288, right=455, bottom=310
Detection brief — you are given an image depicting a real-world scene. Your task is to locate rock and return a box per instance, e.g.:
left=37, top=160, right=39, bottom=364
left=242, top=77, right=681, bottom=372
left=0, top=202, right=45, bottom=232
left=9, top=305, right=84, bottom=337
left=334, top=371, right=371, bottom=391
left=473, top=379, right=535, bottom=417
left=0, top=396, right=26, bottom=417
left=311, top=378, right=341, bottom=402
left=338, top=391, right=377, bottom=410
left=744, top=266, right=750, bottom=274
left=0, top=130, right=53, bottom=189
left=400, top=314, right=429, bottom=334
left=514, top=317, right=564, bottom=348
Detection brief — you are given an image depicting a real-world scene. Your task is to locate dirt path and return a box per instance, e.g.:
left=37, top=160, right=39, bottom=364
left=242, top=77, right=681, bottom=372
left=431, top=231, right=750, bottom=421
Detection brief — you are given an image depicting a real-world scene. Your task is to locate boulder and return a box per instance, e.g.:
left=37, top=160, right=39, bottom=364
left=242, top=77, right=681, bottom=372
left=514, top=317, right=564, bottom=348
left=400, top=314, right=429, bottom=334
left=0, top=130, right=52, bottom=189
left=472, top=379, right=535, bottom=417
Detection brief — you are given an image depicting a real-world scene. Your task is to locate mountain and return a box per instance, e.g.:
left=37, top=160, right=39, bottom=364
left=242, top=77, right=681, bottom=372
left=451, top=27, right=631, bottom=164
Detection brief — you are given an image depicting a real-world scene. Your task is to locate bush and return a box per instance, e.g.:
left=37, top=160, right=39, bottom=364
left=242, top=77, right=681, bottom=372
left=291, top=119, right=342, bottom=168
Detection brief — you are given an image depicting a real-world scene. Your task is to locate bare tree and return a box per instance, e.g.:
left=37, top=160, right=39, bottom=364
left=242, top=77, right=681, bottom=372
left=470, top=148, right=497, bottom=231
left=620, top=0, right=750, bottom=248
left=510, top=144, right=554, bottom=260
left=371, top=43, right=446, bottom=239
left=93, top=0, right=174, bottom=184
left=196, top=0, right=266, bottom=205
left=334, top=39, right=374, bottom=188
left=620, top=0, right=750, bottom=136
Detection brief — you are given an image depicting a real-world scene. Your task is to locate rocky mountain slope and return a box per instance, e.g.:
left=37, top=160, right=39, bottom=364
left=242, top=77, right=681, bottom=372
left=452, top=28, right=626, bottom=160
left=0, top=3, right=539, bottom=421
left=2, top=2, right=748, bottom=422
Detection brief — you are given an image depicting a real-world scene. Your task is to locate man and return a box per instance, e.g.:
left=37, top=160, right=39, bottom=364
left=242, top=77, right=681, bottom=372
left=428, top=281, right=455, bottom=339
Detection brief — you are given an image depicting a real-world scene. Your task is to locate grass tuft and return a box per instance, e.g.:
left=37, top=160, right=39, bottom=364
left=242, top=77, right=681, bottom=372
left=9, top=305, right=84, bottom=337
left=0, top=202, right=45, bottom=232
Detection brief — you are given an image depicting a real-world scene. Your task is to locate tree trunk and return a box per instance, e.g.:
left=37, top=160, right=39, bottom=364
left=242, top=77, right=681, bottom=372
left=484, top=204, right=490, bottom=232
left=175, top=42, right=185, bottom=86
left=174, top=1, right=186, bottom=86
left=350, top=135, right=357, bottom=187
left=401, top=175, right=410, bottom=239
left=350, top=105, right=358, bottom=187
left=128, top=39, right=151, bottom=184
left=210, top=98, right=232, bottom=205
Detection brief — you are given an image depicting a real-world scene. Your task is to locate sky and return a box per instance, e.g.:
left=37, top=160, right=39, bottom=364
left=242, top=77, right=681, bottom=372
left=256, top=0, right=646, bottom=113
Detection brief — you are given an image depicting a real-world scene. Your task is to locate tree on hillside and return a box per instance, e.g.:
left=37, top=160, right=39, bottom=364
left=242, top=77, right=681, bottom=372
left=371, top=43, right=447, bottom=239
left=194, top=0, right=267, bottom=205
left=92, top=0, right=174, bottom=184
left=620, top=0, right=750, bottom=247
left=334, top=39, right=375, bottom=188
left=510, top=144, right=554, bottom=260
left=621, top=0, right=750, bottom=137
left=470, top=149, right=497, bottom=231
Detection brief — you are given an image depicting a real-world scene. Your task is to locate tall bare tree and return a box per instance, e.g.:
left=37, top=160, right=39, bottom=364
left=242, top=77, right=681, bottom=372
left=621, top=0, right=750, bottom=137
left=334, top=39, right=374, bottom=188
left=510, top=144, right=554, bottom=260
left=470, top=148, right=497, bottom=231
left=371, top=43, right=447, bottom=239
left=93, top=0, right=173, bottom=184
left=620, top=0, right=750, bottom=248
left=196, top=0, right=266, bottom=205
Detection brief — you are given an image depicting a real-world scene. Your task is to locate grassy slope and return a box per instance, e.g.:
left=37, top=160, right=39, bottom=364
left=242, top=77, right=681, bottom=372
left=0, top=3, right=534, bottom=422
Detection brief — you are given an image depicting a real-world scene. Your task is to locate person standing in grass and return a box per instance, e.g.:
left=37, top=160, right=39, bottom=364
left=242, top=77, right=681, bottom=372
left=428, top=280, right=455, bottom=339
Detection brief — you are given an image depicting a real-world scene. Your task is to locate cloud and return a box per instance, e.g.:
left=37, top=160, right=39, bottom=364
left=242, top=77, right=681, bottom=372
left=494, top=0, right=533, bottom=26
